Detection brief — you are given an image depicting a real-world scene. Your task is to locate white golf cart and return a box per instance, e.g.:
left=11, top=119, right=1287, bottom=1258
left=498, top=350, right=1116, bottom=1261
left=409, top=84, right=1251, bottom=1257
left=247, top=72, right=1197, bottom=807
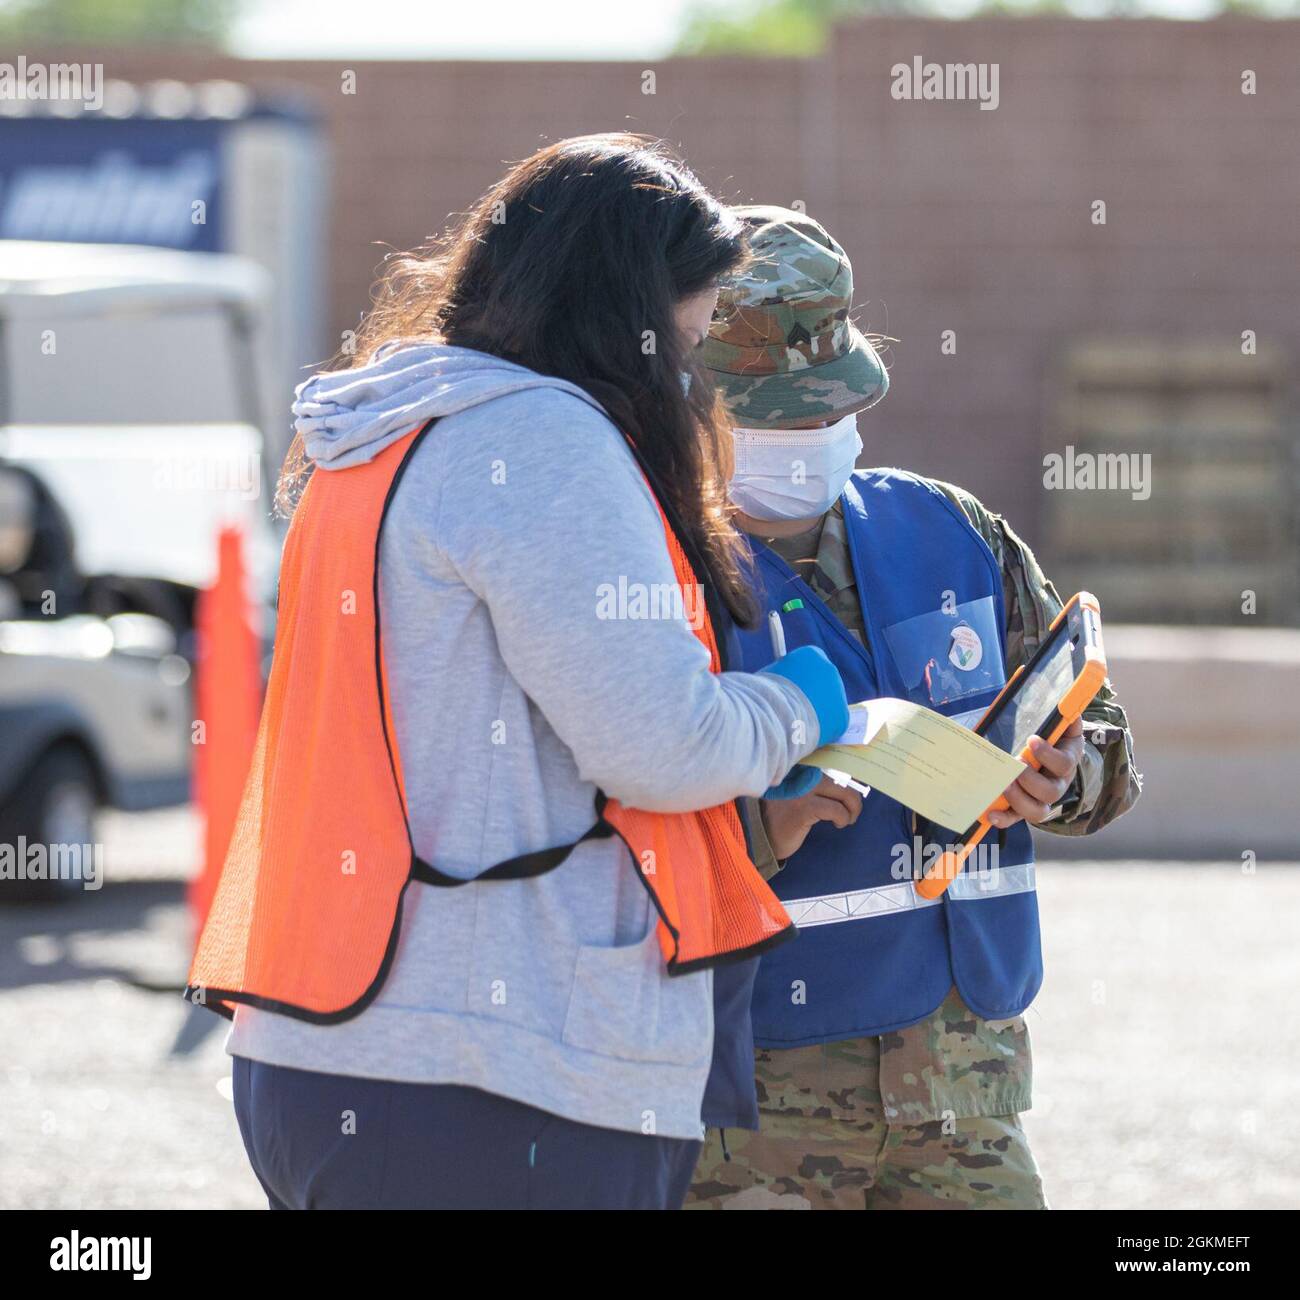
left=0, top=241, right=278, bottom=899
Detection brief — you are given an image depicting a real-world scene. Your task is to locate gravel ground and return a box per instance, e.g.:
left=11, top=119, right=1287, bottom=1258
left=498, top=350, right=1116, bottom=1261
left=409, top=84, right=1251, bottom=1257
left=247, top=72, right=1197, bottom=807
left=1, top=807, right=1295, bottom=1210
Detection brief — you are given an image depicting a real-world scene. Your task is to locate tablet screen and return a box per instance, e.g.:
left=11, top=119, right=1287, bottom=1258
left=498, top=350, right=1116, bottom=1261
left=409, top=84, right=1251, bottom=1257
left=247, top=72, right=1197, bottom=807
left=977, top=625, right=1077, bottom=756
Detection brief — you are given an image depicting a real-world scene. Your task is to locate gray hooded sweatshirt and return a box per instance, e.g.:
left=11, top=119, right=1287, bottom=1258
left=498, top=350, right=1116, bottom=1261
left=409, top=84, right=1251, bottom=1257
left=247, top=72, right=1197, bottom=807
left=227, top=345, right=822, bottom=1139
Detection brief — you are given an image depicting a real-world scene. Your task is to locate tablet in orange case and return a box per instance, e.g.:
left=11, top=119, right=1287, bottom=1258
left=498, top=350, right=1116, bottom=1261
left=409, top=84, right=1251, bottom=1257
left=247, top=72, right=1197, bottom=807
left=914, top=592, right=1107, bottom=900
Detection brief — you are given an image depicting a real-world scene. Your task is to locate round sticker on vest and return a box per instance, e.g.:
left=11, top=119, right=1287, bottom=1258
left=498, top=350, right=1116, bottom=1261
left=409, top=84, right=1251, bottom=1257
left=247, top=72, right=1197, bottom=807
left=948, top=624, right=983, bottom=671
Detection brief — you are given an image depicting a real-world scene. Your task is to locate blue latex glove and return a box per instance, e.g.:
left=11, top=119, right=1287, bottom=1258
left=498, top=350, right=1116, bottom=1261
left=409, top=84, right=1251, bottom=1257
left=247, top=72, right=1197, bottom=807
left=759, top=645, right=849, bottom=800
left=764, top=763, right=823, bottom=801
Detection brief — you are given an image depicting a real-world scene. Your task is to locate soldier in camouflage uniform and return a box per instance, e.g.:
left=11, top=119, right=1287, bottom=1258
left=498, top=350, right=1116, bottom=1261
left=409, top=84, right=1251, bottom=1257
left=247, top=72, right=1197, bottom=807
left=686, top=207, right=1141, bottom=1210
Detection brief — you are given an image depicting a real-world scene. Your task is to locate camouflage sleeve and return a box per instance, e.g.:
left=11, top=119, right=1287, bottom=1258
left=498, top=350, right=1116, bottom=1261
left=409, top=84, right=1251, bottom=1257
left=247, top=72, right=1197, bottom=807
left=741, top=796, right=785, bottom=880
left=931, top=480, right=1142, bottom=835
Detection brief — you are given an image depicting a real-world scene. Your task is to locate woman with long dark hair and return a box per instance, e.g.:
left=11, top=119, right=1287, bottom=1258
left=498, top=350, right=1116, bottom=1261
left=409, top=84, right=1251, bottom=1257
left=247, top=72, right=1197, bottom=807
left=191, top=134, right=848, bottom=1209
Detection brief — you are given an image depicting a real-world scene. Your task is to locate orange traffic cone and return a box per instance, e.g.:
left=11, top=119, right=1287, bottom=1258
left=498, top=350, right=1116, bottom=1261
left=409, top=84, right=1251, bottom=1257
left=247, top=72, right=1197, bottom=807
left=189, top=525, right=262, bottom=938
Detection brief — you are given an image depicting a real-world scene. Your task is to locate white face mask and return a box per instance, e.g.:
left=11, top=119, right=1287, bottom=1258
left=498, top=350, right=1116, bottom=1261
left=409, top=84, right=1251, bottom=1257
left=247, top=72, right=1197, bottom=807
left=728, top=411, right=863, bottom=521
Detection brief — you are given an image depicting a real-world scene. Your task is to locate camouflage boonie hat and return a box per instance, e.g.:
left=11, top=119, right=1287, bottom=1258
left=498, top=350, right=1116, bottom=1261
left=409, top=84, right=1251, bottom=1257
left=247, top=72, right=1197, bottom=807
left=702, top=205, right=888, bottom=429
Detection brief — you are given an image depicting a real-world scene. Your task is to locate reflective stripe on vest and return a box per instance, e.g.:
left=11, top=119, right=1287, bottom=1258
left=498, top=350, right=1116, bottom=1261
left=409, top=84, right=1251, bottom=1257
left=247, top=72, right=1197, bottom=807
left=187, top=419, right=793, bottom=1022
left=781, top=865, right=1038, bottom=928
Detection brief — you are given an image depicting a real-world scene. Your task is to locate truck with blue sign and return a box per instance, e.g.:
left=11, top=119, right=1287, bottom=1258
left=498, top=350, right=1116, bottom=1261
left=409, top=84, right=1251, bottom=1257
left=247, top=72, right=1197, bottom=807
left=0, top=83, right=326, bottom=898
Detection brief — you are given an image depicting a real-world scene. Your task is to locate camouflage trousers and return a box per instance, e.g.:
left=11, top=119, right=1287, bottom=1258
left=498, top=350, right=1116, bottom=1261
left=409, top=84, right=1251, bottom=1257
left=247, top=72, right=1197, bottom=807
left=685, top=1037, right=1047, bottom=1211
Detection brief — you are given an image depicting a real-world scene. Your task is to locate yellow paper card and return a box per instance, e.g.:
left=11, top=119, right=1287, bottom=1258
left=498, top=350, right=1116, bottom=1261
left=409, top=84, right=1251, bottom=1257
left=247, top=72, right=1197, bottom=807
left=805, top=698, right=1026, bottom=831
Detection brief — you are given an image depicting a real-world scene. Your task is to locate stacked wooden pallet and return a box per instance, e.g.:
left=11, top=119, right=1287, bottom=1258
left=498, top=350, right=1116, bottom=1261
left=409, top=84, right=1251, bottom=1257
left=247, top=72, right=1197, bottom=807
left=1043, top=340, right=1298, bottom=626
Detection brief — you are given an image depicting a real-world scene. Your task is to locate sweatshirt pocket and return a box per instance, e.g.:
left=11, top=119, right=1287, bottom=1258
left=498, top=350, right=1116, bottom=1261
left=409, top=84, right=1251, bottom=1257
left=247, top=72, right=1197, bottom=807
left=561, top=911, right=712, bottom=1067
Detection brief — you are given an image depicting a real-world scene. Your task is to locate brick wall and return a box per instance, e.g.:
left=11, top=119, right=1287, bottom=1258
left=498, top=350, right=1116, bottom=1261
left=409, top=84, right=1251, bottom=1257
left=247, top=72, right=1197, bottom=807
left=30, top=19, right=1300, bottom=539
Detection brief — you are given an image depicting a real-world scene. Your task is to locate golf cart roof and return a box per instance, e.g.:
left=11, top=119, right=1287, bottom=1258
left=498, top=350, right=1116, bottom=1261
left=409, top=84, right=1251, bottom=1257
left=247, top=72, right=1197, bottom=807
left=0, top=241, right=271, bottom=320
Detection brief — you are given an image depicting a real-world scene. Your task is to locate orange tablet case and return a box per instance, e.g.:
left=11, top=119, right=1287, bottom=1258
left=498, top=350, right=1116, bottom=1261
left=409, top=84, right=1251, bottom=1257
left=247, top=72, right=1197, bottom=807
left=914, top=592, right=1107, bottom=900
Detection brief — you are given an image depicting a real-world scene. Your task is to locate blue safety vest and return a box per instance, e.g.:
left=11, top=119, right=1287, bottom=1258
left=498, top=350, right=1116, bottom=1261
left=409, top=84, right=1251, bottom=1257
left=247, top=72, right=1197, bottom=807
left=736, top=469, right=1043, bottom=1048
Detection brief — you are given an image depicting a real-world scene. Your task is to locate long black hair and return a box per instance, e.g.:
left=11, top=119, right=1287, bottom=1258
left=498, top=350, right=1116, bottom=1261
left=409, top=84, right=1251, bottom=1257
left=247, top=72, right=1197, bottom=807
left=279, top=133, right=756, bottom=625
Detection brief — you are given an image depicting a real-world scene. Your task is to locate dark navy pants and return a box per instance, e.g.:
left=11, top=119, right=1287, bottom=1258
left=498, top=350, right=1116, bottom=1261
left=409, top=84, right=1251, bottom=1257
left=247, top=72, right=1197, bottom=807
left=232, top=1057, right=702, bottom=1210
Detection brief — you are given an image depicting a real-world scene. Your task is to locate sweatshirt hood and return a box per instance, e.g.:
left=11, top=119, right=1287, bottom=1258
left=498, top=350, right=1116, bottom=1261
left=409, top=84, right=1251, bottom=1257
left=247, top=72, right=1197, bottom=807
left=293, top=344, right=607, bottom=470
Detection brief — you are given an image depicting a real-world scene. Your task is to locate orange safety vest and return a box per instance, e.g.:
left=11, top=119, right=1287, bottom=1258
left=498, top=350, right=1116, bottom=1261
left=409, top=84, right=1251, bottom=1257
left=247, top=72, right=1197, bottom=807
left=188, top=420, right=794, bottom=1021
